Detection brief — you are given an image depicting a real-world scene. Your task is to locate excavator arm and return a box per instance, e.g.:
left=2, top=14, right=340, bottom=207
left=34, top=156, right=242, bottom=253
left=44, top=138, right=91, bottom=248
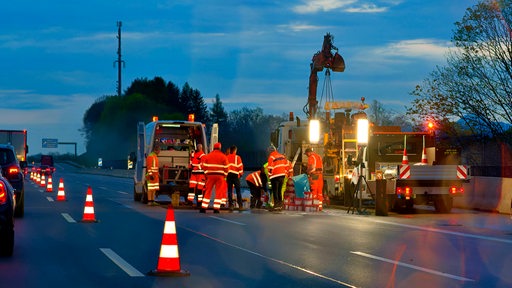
left=307, top=33, right=345, bottom=119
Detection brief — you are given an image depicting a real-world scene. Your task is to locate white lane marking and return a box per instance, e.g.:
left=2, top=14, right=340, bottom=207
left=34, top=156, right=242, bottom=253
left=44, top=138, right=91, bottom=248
left=61, top=213, right=76, bottom=223
left=100, top=248, right=145, bottom=277
left=117, top=191, right=128, bottom=195
left=371, top=219, right=512, bottom=244
left=182, top=227, right=356, bottom=287
left=351, top=251, right=474, bottom=282
left=47, top=197, right=54, bottom=202
left=209, top=216, right=246, bottom=225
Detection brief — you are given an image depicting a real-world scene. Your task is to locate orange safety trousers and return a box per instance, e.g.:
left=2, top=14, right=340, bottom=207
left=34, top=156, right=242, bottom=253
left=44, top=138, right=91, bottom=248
left=202, top=174, right=226, bottom=210
left=310, top=173, right=324, bottom=202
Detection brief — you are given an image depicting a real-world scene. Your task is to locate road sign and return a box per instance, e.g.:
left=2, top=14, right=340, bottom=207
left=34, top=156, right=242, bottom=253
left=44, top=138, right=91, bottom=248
left=42, top=138, right=58, bottom=148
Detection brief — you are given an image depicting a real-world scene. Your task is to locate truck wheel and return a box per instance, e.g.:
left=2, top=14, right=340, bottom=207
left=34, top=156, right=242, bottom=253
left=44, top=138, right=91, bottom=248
left=434, top=195, right=453, bottom=213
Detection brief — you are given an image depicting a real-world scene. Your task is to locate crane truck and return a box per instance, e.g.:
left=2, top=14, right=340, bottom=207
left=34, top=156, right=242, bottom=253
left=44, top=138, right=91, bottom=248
left=133, top=116, right=211, bottom=204
left=270, top=33, right=470, bottom=213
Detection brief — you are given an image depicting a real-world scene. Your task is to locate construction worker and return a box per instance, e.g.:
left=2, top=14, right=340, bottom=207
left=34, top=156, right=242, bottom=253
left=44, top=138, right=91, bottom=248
left=227, top=145, right=244, bottom=210
left=246, top=166, right=267, bottom=209
left=200, top=142, right=229, bottom=213
left=188, top=144, right=206, bottom=207
left=267, top=146, right=288, bottom=210
left=305, top=147, right=324, bottom=210
left=146, top=144, right=161, bottom=206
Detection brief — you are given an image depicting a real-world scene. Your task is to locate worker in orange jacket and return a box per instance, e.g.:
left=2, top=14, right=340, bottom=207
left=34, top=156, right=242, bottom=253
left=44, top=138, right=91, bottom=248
left=200, top=142, right=229, bottom=213
left=305, top=147, right=324, bottom=209
left=188, top=144, right=206, bottom=207
left=245, top=166, right=267, bottom=209
left=227, top=145, right=244, bottom=210
left=267, top=146, right=289, bottom=210
left=146, top=144, right=161, bottom=206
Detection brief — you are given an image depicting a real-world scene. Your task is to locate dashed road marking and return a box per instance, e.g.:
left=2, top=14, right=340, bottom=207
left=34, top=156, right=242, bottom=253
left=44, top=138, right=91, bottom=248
left=47, top=197, right=54, bottom=202
left=61, top=213, right=76, bottom=223
left=351, top=251, right=474, bottom=282
left=100, top=248, right=144, bottom=277
left=209, top=216, right=246, bottom=225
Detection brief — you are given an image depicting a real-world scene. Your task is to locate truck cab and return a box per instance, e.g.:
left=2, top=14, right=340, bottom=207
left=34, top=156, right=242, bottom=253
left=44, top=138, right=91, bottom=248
left=133, top=118, right=209, bottom=203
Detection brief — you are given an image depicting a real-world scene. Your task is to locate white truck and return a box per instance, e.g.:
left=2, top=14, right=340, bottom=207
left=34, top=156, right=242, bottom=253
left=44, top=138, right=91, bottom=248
left=133, top=117, right=210, bottom=203
left=356, top=129, right=471, bottom=213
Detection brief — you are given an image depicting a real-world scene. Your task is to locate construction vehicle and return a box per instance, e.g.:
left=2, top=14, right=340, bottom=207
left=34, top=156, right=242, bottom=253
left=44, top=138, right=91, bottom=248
left=271, top=33, right=368, bottom=204
left=133, top=116, right=211, bottom=204
left=271, top=33, right=470, bottom=213
left=352, top=126, right=470, bottom=213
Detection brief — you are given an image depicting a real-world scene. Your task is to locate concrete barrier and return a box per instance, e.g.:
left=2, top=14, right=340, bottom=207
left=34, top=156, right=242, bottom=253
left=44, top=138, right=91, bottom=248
left=454, top=176, right=512, bottom=214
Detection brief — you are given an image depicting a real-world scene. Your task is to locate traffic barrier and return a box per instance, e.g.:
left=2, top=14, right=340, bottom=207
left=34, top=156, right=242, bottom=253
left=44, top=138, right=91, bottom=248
left=81, top=186, right=98, bottom=222
left=56, top=178, right=66, bottom=201
left=148, top=205, right=190, bottom=277
left=46, top=175, right=53, bottom=192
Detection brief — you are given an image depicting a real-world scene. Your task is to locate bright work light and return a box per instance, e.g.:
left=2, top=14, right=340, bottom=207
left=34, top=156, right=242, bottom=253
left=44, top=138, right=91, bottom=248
left=309, top=119, right=321, bottom=144
left=357, top=118, right=369, bottom=145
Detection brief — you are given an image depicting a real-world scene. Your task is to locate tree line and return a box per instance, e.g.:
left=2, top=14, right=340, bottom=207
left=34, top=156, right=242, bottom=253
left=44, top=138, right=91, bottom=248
left=80, top=76, right=285, bottom=167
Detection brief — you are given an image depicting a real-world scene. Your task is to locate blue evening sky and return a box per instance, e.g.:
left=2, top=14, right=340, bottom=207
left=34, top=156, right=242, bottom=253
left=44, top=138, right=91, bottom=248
left=0, top=0, right=479, bottom=155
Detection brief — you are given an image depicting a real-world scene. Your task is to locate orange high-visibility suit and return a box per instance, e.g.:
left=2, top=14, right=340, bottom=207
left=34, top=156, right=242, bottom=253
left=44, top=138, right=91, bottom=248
left=201, top=145, right=228, bottom=212
left=307, top=150, right=324, bottom=205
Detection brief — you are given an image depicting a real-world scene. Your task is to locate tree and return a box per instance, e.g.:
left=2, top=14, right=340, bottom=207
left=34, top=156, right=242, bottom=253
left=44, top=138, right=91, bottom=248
left=407, top=0, right=512, bottom=143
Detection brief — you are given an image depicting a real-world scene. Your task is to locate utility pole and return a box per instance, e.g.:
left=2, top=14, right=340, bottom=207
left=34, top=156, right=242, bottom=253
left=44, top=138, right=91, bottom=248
left=114, top=21, right=125, bottom=97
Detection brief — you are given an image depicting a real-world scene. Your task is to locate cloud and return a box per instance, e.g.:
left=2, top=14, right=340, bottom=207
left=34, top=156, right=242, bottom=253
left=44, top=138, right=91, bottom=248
left=292, top=0, right=393, bottom=14
left=345, top=3, right=388, bottom=13
left=293, top=0, right=357, bottom=13
left=373, top=39, right=452, bottom=61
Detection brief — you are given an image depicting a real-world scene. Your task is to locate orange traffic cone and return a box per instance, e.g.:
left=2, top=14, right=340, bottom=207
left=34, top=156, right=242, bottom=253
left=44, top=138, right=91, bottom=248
left=148, top=205, right=190, bottom=277
left=82, top=186, right=98, bottom=222
left=56, top=178, right=66, bottom=201
left=46, top=175, right=53, bottom=192
left=40, top=174, right=46, bottom=188
left=421, top=148, right=428, bottom=164
left=402, top=149, right=409, bottom=165
left=402, top=135, right=409, bottom=165
left=36, top=173, right=41, bottom=185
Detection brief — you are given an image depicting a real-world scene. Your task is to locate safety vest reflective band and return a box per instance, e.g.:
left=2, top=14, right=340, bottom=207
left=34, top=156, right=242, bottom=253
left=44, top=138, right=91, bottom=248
left=227, top=154, right=244, bottom=175
left=246, top=171, right=263, bottom=187
left=268, top=151, right=288, bottom=179
left=202, top=150, right=229, bottom=176
left=190, top=150, right=205, bottom=173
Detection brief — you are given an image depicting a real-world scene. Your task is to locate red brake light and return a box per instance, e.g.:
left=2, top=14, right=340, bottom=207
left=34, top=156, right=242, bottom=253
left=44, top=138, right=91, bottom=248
left=8, top=166, right=19, bottom=175
left=0, top=182, right=7, bottom=204
left=450, top=186, right=464, bottom=194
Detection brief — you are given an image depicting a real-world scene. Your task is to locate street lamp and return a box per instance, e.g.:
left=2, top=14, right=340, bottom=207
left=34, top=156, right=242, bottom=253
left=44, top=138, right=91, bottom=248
left=357, top=118, right=369, bottom=145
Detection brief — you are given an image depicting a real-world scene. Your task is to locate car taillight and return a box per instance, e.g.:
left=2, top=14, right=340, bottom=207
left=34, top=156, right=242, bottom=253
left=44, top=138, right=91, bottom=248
left=334, top=175, right=340, bottom=183
left=0, top=182, right=7, bottom=204
left=450, top=186, right=464, bottom=194
left=8, top=166, right=19, bottom=175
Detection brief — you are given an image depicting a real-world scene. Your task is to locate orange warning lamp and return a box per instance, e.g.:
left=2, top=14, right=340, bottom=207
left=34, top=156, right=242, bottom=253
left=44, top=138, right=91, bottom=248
left=152, top=116, right=159, bottom=122
left=188, top=114, right=195, bottom=122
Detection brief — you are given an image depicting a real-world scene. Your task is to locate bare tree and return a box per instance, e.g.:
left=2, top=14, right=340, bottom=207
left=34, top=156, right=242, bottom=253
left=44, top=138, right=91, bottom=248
left=408, top=0, right=512, bottom=143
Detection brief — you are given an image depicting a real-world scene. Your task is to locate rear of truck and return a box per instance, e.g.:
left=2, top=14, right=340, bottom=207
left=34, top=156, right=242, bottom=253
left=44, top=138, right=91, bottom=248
left=133, top=119, right=209, bottom=203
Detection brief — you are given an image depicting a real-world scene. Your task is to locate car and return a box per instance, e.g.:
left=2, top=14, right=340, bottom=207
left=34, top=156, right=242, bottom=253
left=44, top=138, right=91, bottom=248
left=0, top=174, right=15, bottom=256
left=0, top=144, right=24, bottom=217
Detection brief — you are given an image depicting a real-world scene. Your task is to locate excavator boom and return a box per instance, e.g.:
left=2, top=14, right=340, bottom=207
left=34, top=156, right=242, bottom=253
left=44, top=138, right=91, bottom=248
left=307, top=33, right=345, bottom=119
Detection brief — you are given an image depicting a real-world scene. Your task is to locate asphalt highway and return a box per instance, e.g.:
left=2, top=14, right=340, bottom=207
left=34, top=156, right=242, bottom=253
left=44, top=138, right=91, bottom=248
left=1, top=163, right=511, bottom=287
